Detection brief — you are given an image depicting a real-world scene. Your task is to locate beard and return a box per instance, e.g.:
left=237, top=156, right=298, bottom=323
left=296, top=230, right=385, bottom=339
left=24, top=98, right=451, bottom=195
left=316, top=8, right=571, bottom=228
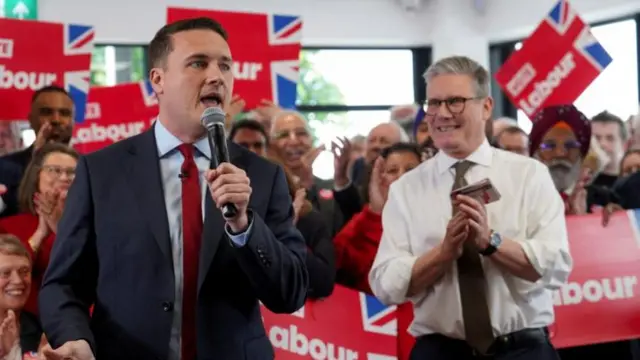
left=547, top=159, right=581, bottom=192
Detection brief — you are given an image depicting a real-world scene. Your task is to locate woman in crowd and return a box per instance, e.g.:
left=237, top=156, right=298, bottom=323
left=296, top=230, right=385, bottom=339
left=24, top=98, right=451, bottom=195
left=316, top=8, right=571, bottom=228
left=332, top=142, right=422, bottom=360
left=0, top=234, right=45, bottom=358
left=0, top=143, right=78, bottom=316
left=271, top=156, right=336, bottom=299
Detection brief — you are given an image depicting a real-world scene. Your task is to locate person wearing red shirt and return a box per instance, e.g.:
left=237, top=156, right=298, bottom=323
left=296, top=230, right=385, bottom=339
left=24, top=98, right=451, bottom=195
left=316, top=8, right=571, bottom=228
left=334, top=142, right=422, bottom=360
left=0, top=144, right=77, bottom=316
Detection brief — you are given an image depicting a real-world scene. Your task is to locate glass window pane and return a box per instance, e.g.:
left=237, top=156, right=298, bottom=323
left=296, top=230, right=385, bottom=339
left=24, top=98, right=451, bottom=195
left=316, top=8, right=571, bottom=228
left=517, top=19, right=638, bottom=133
left=297, top=49, right=414, bottom=106
left=300, top=110, right=391, bottom=179
left=91, top=45, right=148, bottom=86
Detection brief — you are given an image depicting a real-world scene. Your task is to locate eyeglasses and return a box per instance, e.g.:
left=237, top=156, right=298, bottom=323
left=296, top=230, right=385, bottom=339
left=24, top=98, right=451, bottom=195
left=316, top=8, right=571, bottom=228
left=423, top=96, right=482, bottom=116
left=42, top=165, right=76, bottom=179
left=539, top=140, right=581, bottom=153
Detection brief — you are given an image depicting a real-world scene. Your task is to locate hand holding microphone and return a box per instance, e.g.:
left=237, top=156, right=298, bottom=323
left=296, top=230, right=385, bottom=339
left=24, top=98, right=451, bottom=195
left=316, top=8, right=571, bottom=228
left=201, top=108, right=253, bottom=232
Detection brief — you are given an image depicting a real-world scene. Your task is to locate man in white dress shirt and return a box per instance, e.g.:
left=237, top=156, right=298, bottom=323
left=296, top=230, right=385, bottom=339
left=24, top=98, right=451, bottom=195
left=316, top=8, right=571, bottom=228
left=368, top=56, right=572, bottom=359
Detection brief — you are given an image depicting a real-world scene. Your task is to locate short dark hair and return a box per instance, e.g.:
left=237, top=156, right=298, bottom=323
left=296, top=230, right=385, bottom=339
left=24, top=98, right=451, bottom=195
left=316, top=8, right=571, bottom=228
left=592, top=111, right=628, bottom=140
left=31, top=85, right=69, bottom=103
left=148, top=17, right=228, bottom=69
left=380, top=142, right=422, bottom=161
left=228, top=119, right=269, bottom=145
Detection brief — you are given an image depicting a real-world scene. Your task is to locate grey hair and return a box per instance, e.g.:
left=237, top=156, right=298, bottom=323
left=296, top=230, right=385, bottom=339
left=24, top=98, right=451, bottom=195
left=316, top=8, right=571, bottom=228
left=270, top=109, right=310, bottom=135
left=391, top=121, right=411, bottom=142
left=423, top=56, right=490, bottom=98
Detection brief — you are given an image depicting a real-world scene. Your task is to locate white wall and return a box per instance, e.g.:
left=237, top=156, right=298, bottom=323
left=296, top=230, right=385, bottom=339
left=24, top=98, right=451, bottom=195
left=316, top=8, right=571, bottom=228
left=39, top=0, right=428, bottom=46
left=39, top=0, right=640, bottom=64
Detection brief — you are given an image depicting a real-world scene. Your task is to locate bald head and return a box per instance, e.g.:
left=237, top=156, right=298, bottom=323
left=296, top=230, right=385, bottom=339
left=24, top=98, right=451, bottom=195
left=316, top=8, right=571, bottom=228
left=365, top=122, right=409, bottom=163
left=493, top=117, right=518, bottom=137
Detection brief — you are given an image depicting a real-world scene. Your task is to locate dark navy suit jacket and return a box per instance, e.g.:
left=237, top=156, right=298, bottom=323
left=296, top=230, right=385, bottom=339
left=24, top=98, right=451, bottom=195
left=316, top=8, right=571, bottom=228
left=38, top=128, right=308, bottom=360
left=0, top=158, right=24, bottom=217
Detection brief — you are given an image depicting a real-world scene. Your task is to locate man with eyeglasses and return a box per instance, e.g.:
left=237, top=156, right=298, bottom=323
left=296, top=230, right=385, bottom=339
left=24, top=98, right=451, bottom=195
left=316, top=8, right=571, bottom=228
left=528, top=105, right=591, bottom=214
left=369, top=55, right=570, bottom=360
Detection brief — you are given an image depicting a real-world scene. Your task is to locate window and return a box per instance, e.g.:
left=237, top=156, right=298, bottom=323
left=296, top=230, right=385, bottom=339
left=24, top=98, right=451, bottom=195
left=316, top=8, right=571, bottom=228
left=300, top=110, right=391, bottom=179
left=297, top=49, right=415, bottom=106
left=91, top=45, right=148, bottom=86
left=296, top=48, right=420, bottom=179
left=517, top=18, right=639, bottom=133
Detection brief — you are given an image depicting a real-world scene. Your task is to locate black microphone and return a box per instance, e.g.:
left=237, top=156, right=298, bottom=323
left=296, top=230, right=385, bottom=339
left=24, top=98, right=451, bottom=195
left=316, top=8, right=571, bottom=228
left=201, top=107, right=238, bottom=219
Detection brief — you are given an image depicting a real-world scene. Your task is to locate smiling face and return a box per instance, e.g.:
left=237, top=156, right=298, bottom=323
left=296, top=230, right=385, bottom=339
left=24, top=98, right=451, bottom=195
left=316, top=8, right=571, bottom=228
left=149, top=28, right=233, bottom=136
left=271, top=113, right=313, bottom=171
left=0, top=252, right=31, bottom=312
left=425, top=74, right=493, bottom=159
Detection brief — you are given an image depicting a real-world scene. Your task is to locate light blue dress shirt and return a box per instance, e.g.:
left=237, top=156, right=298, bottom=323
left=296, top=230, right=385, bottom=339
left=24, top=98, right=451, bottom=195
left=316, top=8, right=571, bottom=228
left=154, top=120, right=253, bottom=360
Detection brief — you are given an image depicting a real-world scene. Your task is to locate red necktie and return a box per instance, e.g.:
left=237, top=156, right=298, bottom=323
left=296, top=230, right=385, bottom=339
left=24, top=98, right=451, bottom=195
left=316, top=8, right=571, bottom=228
left=177, top=144, right=202, bottom=360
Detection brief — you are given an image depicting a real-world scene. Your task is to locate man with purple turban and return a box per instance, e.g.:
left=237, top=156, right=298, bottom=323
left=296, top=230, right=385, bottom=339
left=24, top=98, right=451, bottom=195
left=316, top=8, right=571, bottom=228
left=529, top=105, right=591, bottom=214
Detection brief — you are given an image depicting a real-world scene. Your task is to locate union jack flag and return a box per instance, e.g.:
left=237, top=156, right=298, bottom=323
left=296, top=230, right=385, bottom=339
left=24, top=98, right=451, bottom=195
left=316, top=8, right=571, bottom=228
left=139, top=80, right=158, bottom=107
left=64, top=70, right=91, bottom=124
left=360, top=293, right=397, bottom=336
left=64, top=24, right=94, bottom=56
left=62, top=23, right=94, bottom=124
left=573, top=26, right=612, bottom=72
left=268, top=15, right=302, bottom=110
left=545, top=0, right=576, bottom=35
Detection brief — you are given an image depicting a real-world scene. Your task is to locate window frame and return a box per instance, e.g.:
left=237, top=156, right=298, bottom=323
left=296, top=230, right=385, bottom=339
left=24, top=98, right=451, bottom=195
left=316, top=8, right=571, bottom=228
left=91, top=44, right=150, bottom=86
left=489, top=13, right=640, bottom=121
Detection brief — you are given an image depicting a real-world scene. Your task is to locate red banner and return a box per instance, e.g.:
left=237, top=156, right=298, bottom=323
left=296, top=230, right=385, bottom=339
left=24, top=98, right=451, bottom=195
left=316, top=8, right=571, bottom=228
left=261, top=210, right=640, bottom=359
left=0, top=18, right=93, bottom=123
left=71, top=82, right=158, bottom=154
left=494, top=0, right=612, bottom=119
left=167, top=7, right=301, bottom=110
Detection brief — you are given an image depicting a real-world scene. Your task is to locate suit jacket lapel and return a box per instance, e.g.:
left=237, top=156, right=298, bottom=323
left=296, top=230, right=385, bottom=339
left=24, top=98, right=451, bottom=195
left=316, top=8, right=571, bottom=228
left=125, top=129, right=173, bottom=265
left=198, top=142, right=248, bottom=291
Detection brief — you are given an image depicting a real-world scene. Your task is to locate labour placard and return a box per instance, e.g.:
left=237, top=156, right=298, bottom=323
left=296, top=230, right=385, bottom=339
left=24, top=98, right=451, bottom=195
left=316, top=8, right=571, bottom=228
left=0, top=18, right=93, bottom=123
left=167, top=7, right=301, bottom=110
left=494, top=0, right=612, bottom=119
left=71, top=81, right=158, bottom=154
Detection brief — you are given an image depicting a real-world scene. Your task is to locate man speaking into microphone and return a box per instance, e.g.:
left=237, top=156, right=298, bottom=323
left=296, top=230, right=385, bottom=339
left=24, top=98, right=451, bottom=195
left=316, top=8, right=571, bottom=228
left=38, top=17, right=308, bottom=360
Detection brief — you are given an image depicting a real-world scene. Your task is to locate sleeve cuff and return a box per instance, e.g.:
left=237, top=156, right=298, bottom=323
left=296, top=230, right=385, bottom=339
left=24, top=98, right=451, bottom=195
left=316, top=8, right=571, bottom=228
left=226, top=212, right=255, bottom=248
left=334, top=181, right=352, bottom=192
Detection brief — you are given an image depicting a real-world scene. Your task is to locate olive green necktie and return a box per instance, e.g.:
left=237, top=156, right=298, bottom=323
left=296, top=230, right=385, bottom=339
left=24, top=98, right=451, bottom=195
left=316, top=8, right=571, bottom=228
left=452, top=161, right=494, bottom=354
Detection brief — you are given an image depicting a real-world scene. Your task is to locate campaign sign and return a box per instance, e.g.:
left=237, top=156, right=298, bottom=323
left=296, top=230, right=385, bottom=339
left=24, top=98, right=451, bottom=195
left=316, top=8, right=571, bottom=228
left=167, top=7, right=301, bottom=110
left=71, top=81, right=158, bottom=154
left=262, top=209, right=640, bottom=360
left=494, top=0, right=612, bottom=119
left=0, top=18, right=93, bottom=123
left=261, top=285, right=397, bottom=359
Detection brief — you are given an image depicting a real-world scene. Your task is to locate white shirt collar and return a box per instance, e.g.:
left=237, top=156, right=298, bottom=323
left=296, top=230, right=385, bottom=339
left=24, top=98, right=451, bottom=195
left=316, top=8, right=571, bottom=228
left=435, top=139, right=493, bottom=175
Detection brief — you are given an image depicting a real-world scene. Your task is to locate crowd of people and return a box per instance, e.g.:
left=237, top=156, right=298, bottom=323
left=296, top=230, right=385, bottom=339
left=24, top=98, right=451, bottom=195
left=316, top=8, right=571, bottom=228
left=0, top=16, right=638, bottom=360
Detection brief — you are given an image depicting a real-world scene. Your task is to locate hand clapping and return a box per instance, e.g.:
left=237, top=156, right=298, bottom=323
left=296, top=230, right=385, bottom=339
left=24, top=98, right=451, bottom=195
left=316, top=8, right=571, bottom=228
left=205, top=163, right=252, bottom=232
left=455, top=194, right=492, bottom=250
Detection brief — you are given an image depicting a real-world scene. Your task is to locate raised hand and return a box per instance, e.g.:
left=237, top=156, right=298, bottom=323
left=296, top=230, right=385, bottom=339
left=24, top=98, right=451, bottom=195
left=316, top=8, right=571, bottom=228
left=0, top=310, right=19, bottom=358
left=368, top=157, right=388, bottom=214
left=330, top=137, right=352, bottom=188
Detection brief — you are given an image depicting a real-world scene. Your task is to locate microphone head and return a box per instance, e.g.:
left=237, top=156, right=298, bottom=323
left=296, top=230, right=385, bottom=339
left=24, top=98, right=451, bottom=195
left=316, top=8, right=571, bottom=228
left=200, top=107, right=226, bottom=130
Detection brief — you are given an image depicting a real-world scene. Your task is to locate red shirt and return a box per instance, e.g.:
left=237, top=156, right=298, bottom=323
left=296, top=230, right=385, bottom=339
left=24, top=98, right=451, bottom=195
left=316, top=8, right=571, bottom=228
left=0, top=213, right=56, bottom=315
left=333, top=205, right=415, bottom=359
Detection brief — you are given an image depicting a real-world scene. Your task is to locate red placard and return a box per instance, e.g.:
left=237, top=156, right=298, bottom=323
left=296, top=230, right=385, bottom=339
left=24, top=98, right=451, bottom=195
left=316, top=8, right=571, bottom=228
left=262, top=285, right=397, bottom=359
left=494, top=0, right=612, bottom=119
left=261, top=210, right=640, bottom=359
left=167, top=7, right=301, bottom=110
left=71, top=81, right=158, bottom=154
left=0, top=18, right=93, bottom=124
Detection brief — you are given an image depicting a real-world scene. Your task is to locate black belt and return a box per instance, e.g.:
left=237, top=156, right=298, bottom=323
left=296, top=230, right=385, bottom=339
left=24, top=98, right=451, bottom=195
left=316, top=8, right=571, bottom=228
left=477, top=327, right=549, bottom=357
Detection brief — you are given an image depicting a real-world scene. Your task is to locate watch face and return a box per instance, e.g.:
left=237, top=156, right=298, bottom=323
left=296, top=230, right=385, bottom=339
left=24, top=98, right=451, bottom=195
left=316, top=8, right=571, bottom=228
left=491, top=232, right=502, bottom=247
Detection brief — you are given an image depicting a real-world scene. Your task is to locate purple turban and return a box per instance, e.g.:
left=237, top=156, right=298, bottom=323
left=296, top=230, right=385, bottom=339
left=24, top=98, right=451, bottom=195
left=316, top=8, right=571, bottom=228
left=528, top=105, right=591, bottom=157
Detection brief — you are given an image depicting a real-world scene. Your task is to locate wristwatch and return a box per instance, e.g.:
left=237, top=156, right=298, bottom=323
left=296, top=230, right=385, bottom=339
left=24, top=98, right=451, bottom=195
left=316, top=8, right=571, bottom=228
left=480, top=230, right=502, bottom=256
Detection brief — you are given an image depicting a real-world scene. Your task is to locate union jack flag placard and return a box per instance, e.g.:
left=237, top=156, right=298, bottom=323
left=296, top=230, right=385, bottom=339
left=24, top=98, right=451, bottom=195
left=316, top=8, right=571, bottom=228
left=0, top=18, right=93, bottom=122
left=167, top=8, right=302, bottom=110
left=494, top=0, right=611, bottom=118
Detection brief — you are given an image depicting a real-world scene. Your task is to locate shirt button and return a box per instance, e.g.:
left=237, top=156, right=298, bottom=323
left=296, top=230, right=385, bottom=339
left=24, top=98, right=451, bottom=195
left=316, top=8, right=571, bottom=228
left=162, top=301, right=173, bottom=312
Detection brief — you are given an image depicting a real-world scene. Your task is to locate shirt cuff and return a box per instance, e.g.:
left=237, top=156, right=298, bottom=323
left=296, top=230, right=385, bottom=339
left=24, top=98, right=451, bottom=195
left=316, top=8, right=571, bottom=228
left=0, top=196, right=5, bottom=215
left=225, top=213, right=254, bottom=247
left=334, top=181, right=352, bottom=192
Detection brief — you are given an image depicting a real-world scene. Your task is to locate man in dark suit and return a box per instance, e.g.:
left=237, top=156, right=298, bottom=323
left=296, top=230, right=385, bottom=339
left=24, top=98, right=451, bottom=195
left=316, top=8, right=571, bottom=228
left=38, top=17, right=308, bottom=360
left=0, top=160, right=22, bottom=217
